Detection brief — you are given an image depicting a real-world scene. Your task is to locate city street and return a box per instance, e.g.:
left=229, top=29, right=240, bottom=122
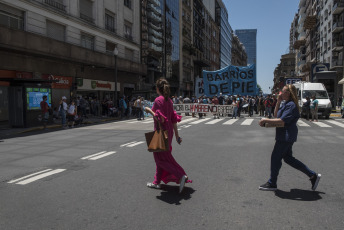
left=1, top=115, right=344, bottom=229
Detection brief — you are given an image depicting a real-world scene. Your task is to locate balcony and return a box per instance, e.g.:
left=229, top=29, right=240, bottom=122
left=125, top=34, right=133, bottom=41
left=148, top=0, right=161, bottom=7
left=44, top=0, right=66, bottom=12
left=80, top=13, right=94, bottom=23
left=332, top=40, right=344, bottom=51
left=293, top=39, right=306, bottom=49
left=304, top=15, right=317, bottom=29
left=333, top=1, right=344, bottom=15
left=332, top=22, right=344, bottom=33
left=331, top=58, right=343, bottom=69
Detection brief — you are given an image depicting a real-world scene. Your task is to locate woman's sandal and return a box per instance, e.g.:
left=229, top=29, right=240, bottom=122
left=147, top=182, right=161, bottom=189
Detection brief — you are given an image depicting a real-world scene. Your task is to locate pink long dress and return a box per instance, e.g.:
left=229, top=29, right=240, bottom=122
left=151, top=96, right=191, bottom=185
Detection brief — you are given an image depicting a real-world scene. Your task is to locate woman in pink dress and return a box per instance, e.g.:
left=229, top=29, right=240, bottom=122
left=145, top=78, right=191, bottom=193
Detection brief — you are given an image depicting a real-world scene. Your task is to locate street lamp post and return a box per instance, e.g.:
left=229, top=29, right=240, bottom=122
left=113, top=47, right=118, bottom=107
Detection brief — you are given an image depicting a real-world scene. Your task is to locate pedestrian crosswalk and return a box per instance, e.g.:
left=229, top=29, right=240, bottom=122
left=126, top=117, right=344, bottom=129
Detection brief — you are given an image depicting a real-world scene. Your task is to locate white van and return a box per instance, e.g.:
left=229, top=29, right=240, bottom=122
left=293, top=82, right=332, bottom=119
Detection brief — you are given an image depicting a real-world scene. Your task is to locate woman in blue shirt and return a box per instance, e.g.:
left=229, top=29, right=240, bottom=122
left=258, top=84, right=321, bottom=191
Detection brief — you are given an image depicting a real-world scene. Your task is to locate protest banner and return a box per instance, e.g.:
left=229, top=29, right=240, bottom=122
left=202, top=64, right=257, bottom=97
left=173, top=104, right=234, bottom=115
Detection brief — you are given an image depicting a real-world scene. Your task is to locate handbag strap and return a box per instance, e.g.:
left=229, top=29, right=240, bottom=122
left=153, top=116, right=163, bottom=130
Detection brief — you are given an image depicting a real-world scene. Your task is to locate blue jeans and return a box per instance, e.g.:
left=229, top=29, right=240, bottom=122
left=266, top=107, right=272, bottom=118
left=232, top=107, right=238, bottom=118
left=61, top=110, right=66, bottom=126
left=269, top=141, right=315, bottom=186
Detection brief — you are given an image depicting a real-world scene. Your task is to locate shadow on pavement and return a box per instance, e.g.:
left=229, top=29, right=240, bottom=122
left=275, top=189, right=325, bottom=201
left=156, top=184, right=195, bottom=205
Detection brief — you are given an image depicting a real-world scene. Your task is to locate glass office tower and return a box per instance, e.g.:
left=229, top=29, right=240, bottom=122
left=235, top=29, right=257, bottom=65
left=216, top=1, right=232, bottom=68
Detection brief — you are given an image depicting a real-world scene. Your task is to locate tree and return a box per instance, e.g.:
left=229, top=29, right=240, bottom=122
left=257, top=84, right=263, bottom=95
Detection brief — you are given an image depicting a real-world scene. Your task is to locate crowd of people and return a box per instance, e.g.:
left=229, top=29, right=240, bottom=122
left=171, top=93, right=279, bottom=119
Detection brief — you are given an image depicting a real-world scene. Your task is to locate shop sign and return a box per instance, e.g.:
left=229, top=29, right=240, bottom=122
left=42, top=74, right=73, bottom=89
left=285, top=78, right=302, bottom=85
left=77, top=78, right=119, bottom=91
left=16, top=72, right=33, bottom=79
left=311, top=63, right=330, bottom=81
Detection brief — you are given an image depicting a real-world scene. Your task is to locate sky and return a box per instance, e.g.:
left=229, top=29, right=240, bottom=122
left=224, top=0, right=300, bottom=93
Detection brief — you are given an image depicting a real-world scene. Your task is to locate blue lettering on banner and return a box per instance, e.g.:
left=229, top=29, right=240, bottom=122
left=202, top=64, right=257, bottom=96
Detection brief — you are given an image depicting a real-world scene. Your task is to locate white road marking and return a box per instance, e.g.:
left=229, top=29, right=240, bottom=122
left=14, top=169, right=66, bottom=185
left=326, top=120, right=344, bottom=128
left=313, top=121, right=332, bottom=128
left=142, top=120, right=154, bottom=124
left=189, top=118, right=211, bottom=124
left=120, top=141, right=138, bottom=147
left=205, top=119, right=224, bottom=124
left=126, top=141, right=145, bottom=147
left=182, top=125, right=191, bottom=128
left=297, top=120, right=310, bottom=127
left=88, top=151, right=116, bottom=160
left=179, top=117, right=197, bottom=124
left=7, top=169, right=52, bottom=184
left=222, top=119, right=238, bottom=125
left=178, top=128, right=181, bottom=131
left=241, top=119, right=254, bottom=125
left=81, top=151, right=107, bottom=160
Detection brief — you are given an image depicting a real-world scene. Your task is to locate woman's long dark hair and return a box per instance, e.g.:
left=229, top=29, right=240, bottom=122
left=156, top=78, right=170, bottom=101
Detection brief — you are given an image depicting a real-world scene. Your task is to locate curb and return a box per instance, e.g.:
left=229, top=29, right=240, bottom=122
left=15, top=117, right=122, bottom=135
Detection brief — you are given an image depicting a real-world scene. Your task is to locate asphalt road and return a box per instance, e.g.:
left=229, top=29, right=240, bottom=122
left=0, top=115, right=344, bottom=229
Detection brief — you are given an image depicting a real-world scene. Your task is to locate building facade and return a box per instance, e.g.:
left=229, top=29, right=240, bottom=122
left=292, top=0, right=344, bottom=102
left=273, top=53, right=296, bottom=92
left=235, top=29, right=257, bottom=66
left=231, top=34, right=247, bottom=67
left=0, top=0, right=146, bottom=127
left=215, top=0, right=232, bottom=68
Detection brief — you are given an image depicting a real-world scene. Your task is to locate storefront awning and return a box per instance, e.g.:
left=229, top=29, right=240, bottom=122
left=313, top=71, right=337, bottom=81
left=0, top=78, right=57, bottom=83
left=339, top=78, right=344, bottom=84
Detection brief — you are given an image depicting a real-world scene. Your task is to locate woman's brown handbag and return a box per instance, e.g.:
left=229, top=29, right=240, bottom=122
left=145, top=118, right=169, bottom=152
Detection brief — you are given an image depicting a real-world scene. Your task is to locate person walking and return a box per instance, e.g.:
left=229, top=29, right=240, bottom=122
left=59, top=96, right=68, bottom=129
left=40, top=95, right=50, bottom=130
left=310, top=95, right=319, bottom=122
left=145, top=78, right=191, bottom=193
left=67, top=100, right=77, bottom=128
left=303, top=96, right=311, bottom=120
left=258, top=84, right=321, bottom=191
left=231, top=96, right=238, bottom=119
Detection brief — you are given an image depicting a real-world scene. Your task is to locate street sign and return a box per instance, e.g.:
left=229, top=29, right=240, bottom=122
left=285, top=78, right=302, bottom=85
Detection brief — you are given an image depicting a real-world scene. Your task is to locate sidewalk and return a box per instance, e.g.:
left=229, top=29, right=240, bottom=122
left=0, top=115, right=126, bottom=139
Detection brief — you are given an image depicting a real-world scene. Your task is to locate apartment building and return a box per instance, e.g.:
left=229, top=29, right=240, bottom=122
left=0, top=0, right=145, bottom=127
left=215, top=0, right=232, bottom=68
left=292, top=0, right=343, bottom=101
left=231, top=34, right=247, bottom=67
left=273, top=53, right=296, bottom=92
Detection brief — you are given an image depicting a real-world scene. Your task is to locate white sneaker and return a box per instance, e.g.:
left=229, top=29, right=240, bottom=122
left=179, top=175, right=187, bottom=193
left=147, top=182, right=161, bottom=189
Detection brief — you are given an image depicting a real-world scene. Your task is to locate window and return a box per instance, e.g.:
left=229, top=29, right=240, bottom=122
left=79, top=0, right=93, bottom=23
left=124, top=22, right=132, bottom=40
left=125, top=48, right=134, bottom=61
left=0, top=3, right=24, bottom=30
left=81, top=33, right=94, bottom=50
left=105, top=11, right=116, bottom=33
left=106, top=41, right=117, bottom=55
left=124, top=0, right=131, bottom=9
left=47, top=20, right=65, bottom=41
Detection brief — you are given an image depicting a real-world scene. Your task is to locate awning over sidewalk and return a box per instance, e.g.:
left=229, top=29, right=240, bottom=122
left=339, top=78, right=344, bottom=84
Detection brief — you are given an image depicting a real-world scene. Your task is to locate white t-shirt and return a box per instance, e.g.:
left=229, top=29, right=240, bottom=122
left=67, top=104, right=76, bottom=114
